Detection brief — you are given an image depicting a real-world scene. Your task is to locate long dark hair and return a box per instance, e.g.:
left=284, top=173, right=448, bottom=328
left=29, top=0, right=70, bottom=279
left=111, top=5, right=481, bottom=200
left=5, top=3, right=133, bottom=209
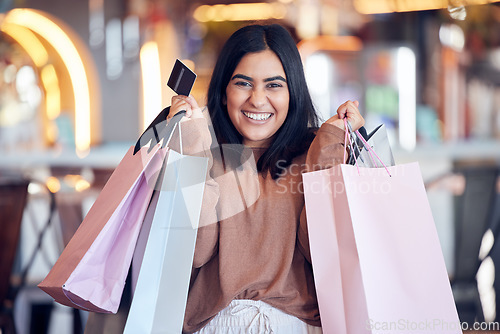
left=207, top=24, right=319, bottom=179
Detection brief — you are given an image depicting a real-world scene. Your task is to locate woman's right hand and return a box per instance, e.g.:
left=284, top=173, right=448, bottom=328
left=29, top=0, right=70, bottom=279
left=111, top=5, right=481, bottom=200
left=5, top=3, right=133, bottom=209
left=168, top=95, right=204, bottom=121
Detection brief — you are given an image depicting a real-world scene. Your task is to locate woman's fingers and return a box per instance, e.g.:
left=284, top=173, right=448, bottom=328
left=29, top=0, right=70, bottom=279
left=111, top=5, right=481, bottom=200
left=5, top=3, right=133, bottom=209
left=337, top=100, right=364, bottom=131
left=187, top=95, right=204, bottom=119
left=337, top=100, right=356, bottom=118
left=169, top=96, right=189, bottom=119
left=326, top=100, right=364, bottom=130
left=168, top=95, right=203, bottom=121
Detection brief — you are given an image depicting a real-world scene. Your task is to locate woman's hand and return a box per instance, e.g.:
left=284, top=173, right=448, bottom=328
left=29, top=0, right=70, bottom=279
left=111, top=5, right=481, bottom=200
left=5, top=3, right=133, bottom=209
left=326, top=100, right=365, bottom=131
left=167, top=95, right=203, bottom=121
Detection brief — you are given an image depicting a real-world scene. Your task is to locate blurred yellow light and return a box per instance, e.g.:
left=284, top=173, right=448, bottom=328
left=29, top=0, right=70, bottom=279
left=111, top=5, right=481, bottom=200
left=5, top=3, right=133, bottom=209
left=63, top=174, right=80, bottom=187
left=40, top=64, right=61, bottom=120
left=193, top=5, right=209, bottom=22
left=0, top=23, right=48, bottom=67
left=468, top=0, right=499, bottom=3
left=140, top=41, right=162, bottom=131
left=193, top=3, right=287, bottom=22
left=297, top=3, right=320, bottom=39
left=353, top=0, right=445, bottom=14
left=354, top=0, right=500, bottom=14
left=353, top=0, right=393, bottom=14
left=271, top=2, right=287, bottom=19
left=213, top=4, right=226, bottom=22
left=75, top=179, right=91, bottom=192
left=219, top=4, right=234, bottom=21
left=4, top=9, right=92, bottom=153
left=46, top=176, right=60, bottom=193
left=46, top=121, right=58, bottom=143
left=298, top=35, right=363, bottom=61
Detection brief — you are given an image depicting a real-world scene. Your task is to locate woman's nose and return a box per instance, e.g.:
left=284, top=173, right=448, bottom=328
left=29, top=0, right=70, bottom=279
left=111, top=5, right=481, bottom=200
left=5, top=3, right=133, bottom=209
left=249, top=88, right=267, bottom=108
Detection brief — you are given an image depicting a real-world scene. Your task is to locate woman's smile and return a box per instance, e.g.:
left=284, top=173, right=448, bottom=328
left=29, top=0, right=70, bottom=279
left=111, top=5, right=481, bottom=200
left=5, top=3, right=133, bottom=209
left=241, top=111, right=274, bottom=121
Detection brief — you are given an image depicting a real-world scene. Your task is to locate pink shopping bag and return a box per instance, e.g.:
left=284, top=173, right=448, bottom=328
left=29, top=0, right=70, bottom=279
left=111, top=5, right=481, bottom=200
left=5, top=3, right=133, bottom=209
left=38, top=145, right=165, bottom=313
left=303, top=162, right=462, bottom=334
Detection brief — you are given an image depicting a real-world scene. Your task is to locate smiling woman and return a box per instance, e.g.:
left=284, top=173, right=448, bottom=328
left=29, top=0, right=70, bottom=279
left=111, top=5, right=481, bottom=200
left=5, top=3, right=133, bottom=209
left=162, top=23, right=365, bottom=334
left=204, top=24, right=325, bottom=179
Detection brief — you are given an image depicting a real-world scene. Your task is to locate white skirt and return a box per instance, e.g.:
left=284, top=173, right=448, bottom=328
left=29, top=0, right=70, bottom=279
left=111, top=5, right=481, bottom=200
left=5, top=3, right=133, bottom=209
left=194, top=299, right=323, bottom=334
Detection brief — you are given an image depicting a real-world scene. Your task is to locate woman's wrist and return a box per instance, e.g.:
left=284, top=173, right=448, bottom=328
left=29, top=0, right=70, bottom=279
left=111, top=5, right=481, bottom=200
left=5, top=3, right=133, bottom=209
left=326, top=117, right=344, bottom=130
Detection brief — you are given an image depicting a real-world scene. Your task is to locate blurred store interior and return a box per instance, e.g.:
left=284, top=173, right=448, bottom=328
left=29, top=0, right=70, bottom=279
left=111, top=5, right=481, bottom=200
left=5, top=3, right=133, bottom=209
left=0, top=0, right=499, bottom=333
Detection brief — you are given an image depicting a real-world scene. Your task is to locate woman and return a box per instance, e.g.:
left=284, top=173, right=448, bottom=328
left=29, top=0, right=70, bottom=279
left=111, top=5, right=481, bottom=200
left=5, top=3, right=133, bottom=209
left=168, top=24, right=364, bottom=333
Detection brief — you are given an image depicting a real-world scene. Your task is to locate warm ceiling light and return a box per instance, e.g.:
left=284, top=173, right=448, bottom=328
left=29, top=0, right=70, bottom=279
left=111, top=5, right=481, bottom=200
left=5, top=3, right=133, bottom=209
left=0, top=23, right=49, bottom=67
left=140, top=41, right=162, bottom=131
left=4, top=9, right=92, bottom=154
left=354, top=0, right=500, bottom=14
left=40, top=64, right=61, bottom=121
left=298, top=36, right=363, bottom=60
left=193, top=3, right=287, bottom=22
left=354, top=0, right=447, bottom=14
left=46, top=176, right=61, bottom=193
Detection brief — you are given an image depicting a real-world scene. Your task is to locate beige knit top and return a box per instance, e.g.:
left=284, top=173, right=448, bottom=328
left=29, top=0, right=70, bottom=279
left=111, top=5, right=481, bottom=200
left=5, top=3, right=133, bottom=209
left=178, top=117, right=345, bottom=333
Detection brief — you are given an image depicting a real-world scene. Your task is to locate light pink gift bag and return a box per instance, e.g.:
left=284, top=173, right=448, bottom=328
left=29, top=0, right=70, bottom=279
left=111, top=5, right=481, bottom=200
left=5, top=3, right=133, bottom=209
left=38, top=145, right=165, bottom=313
left=303, top=162, right=461, bottom=334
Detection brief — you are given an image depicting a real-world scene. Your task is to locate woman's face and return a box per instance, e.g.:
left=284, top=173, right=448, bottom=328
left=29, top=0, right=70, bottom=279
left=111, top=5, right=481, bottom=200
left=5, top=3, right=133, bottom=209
left=225, top=50, right=289, bottom=148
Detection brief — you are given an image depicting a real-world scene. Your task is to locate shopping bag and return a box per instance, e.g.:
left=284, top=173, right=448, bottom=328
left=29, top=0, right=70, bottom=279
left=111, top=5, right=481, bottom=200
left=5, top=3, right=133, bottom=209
left=303, top=163, right=461, bottom=333
left=124, top=134, right=208, bottom=333
left=130, top=189, right=160, bottom=296
left=38, top=145, right=166, bottom=313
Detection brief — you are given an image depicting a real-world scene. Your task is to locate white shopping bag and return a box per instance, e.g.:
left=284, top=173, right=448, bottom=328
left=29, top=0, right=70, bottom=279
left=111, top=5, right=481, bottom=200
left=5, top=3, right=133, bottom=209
left=124, top=145, right=208, bottom=333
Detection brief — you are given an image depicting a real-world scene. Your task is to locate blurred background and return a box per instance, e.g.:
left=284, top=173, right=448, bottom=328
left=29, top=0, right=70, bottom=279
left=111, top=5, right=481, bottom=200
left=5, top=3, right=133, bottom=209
left=0, top=0, right=499, bottom=333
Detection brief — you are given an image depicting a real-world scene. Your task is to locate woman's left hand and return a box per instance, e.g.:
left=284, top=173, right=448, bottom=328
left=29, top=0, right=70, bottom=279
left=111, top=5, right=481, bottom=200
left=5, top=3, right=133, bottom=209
left=326, top=100, right=365, bottom=131
left=167, top=95, right=204, bottom=122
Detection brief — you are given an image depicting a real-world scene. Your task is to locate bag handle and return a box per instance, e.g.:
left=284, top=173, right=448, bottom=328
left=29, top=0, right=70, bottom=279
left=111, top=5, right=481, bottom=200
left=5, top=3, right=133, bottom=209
left=161, top=111, right=184, bottom=155
left=353, top=126, right=391, bottom=177
left=135, top=109, right=186, bottom=155
left=343, top=118, right=392, bottom=177
left=343, top=119, right=360, bottom=175
left=347, top=122, right=377, bottom=167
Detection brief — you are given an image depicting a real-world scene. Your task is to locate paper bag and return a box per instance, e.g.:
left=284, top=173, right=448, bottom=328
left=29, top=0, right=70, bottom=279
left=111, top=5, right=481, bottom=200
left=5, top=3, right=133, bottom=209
left=303, top=162, right=461, bottom=334
left=38, top=145, right=165, bottom=313
left=124, top=148, right=208, bottom=333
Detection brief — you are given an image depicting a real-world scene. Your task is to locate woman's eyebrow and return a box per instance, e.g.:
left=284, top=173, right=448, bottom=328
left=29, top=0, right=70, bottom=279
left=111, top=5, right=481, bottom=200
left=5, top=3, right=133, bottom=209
left=231, top=74, right=287, bottom=83
left=231, top=74, right=252, bottom=81
left=264, top=76, right=286, bottom=83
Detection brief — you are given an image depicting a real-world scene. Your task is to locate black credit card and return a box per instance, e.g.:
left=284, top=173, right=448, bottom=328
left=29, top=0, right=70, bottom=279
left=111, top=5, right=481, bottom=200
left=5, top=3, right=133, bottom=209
left=167, top=59, right=197, bottom=96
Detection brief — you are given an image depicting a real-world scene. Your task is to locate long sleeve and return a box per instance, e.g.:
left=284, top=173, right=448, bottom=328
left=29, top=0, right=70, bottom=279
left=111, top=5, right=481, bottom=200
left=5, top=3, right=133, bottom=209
left=171, top=118, right=220, bottom=268
left=184, top=123, right=334, bottom=333
left=297, top=123, right=346, bottom=263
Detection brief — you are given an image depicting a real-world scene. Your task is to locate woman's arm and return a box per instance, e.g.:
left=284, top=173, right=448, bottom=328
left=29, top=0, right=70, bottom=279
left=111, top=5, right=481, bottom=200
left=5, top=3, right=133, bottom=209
left=297, top=100, right=364, bottom=262
left=168, top=95, right=221, bottom=268
left=178, top=118, right=220, bottom=268
left=297, top=123, right=346, bottom=262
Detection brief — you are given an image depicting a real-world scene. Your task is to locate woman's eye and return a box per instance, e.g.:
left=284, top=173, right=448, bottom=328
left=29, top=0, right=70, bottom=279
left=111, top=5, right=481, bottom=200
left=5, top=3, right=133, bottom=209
left=235, top=81, right=251, bottom=87
left=267, top=82, right=283, bottom=88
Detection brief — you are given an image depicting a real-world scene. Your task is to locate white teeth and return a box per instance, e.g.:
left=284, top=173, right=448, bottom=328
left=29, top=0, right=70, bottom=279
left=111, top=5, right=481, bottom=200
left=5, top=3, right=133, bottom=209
left=243, top=111, right=272, bottom=121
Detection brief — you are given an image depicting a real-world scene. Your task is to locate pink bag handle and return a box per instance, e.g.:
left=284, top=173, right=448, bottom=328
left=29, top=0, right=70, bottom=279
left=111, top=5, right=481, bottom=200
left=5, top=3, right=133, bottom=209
left=343, top=118, right=392, bottom=177
left=354, top=127, right=391, bottom=177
